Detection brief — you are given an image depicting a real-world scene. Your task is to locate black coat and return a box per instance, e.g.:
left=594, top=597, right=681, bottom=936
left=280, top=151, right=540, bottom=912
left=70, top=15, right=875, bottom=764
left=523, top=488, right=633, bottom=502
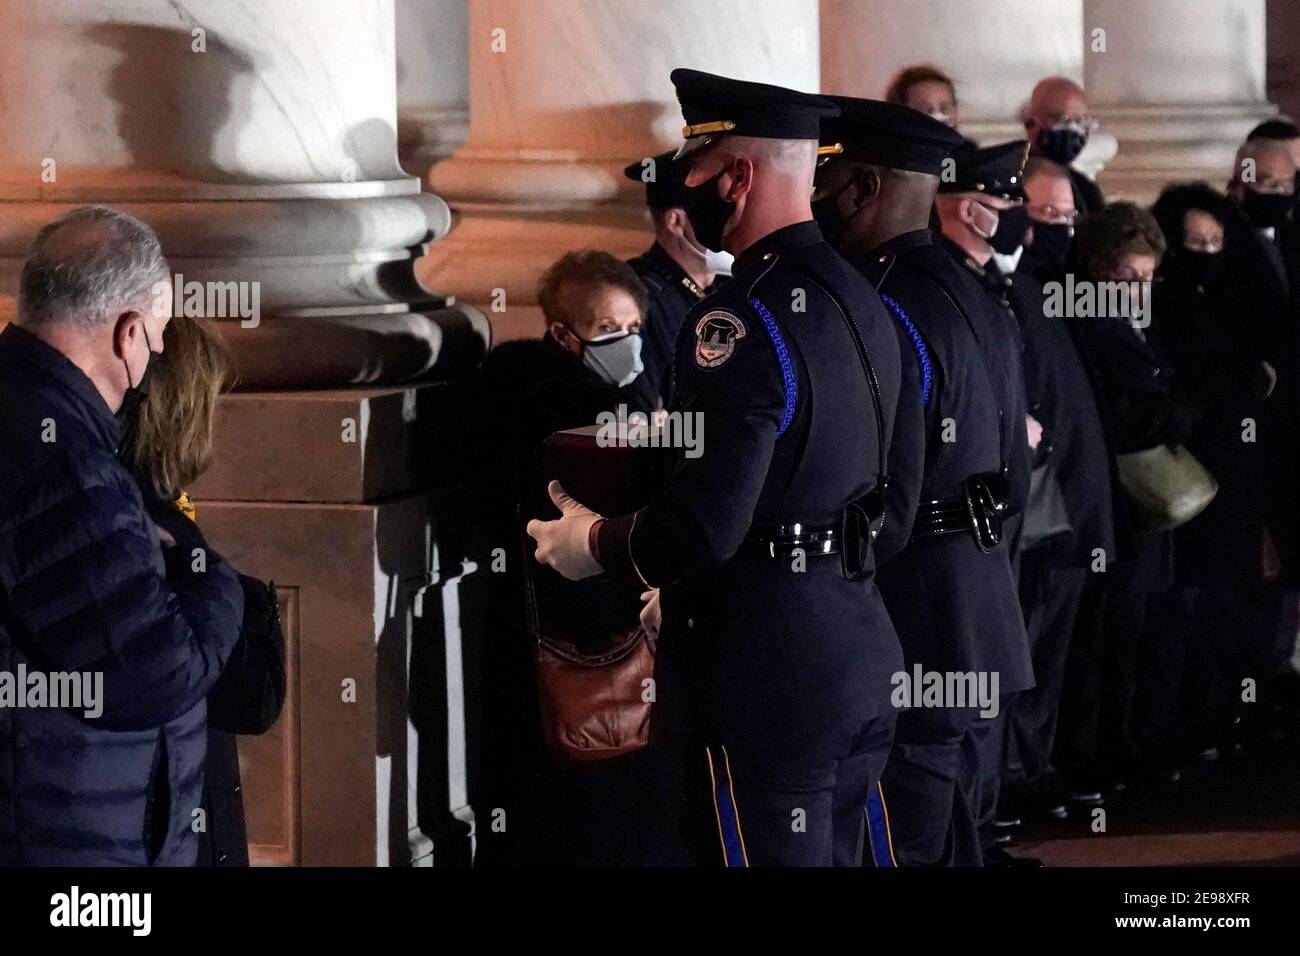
left=1219, top=200, right=1299, bottom=576
left=1154, top=275, right=1272, bottom=585
left=473, top=335, right=684, bottom=865
left=1070, top=299, right=1193, bottom=592
left=861, top=230, right=1033, bottom=693
left=0, top=324, right=244, bottom=866
left=135, top=486, right=286, bottom=868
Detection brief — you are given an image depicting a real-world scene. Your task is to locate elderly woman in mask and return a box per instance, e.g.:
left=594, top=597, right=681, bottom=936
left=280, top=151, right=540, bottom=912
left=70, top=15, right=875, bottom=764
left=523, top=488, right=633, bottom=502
left=1054, top=202, right=1195, bottom=794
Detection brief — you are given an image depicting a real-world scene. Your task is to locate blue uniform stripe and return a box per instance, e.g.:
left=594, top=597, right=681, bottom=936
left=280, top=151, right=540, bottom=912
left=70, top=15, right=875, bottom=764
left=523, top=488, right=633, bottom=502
left=878, top=292, right=933, bottom=405
left=865, top=782, right=897, bottom=867
left=748, top=297, right=797, bottom=437
left=707, top=747, right=749, bottom=867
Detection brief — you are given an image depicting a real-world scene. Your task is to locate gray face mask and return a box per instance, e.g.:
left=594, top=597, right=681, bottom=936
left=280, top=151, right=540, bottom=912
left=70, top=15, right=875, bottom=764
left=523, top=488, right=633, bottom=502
left=579, top=330, right=644, bottom=387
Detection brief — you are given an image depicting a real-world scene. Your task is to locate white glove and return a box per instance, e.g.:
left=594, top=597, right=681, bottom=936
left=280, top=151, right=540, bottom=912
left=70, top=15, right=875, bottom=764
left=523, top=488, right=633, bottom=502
left=1026, top=414, right=1043, bottom=451
left=639, top=589, right=662, bottom=638
left=526, top=480, right=604, bottom=581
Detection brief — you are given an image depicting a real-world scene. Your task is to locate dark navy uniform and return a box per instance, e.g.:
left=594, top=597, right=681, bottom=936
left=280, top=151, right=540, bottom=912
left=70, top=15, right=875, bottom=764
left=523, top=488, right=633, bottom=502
left=595, top=72, right=924, bottom=866
left=623, top=151, right=713, bottom=410
left=817, top=101, right=1033, bottom=866
left=625, top=242, right=708, bottom=410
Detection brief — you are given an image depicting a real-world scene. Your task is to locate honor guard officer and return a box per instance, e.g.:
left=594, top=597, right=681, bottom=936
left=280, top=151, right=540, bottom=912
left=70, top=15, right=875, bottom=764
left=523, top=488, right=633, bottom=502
left=934, top=140, right=1061, bottom=858
left=527, top=69, right=924, bottom=867
left=623, top=150, right=726, bottom=410
left=812, top=99, right=1034, bottom=866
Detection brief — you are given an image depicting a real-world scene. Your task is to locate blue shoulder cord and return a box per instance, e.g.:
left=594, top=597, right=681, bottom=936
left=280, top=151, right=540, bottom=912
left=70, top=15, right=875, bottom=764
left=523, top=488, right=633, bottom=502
left=877, top=292, right=933, bottom=406
left=747, top=296, right=798, bottom=438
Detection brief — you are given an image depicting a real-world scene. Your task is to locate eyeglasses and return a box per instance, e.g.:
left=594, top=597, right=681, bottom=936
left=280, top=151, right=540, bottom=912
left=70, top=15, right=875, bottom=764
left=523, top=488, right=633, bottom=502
left=1027, top=203, right=1080, bottom=225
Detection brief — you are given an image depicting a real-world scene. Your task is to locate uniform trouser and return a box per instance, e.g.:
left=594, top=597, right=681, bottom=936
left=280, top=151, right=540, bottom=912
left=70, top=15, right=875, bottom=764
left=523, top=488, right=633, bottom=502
left=963, top=710, right=1007, bottom=858
left=878, top=706, right=983, bottom=867
left=1002, top=558, right=1088, bottom=792
left=686, top=714, right=897, bottom=867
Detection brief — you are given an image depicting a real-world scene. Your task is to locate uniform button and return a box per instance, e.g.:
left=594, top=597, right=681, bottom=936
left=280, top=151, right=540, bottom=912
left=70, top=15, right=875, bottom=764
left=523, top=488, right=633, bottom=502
left=1152, top=367, right=1160, bottom=377
left=763, top=253, right=773, bottom=261
left=233, top=785, right=241, bottom=794
left=218, top=852, right=228, bottom=864
left=687, top=618, right=696, bottom=629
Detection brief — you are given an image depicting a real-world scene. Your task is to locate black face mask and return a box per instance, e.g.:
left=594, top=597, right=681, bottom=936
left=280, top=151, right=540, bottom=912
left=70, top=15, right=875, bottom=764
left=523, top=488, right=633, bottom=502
left=1242, top=189, right=1295, bottom=230
left=810, top=178, right=857, bottom=251
left=1020, top=221, right=1074, bottom=274
left=1166, top=249, right=1224, bottom=290
left=118, top=324, right=163, bottom=424
left=989, top=204, right=1030, bottom=255
left=681, top=171, right=737, bottom=253
left=1035, top=126, right=1088, bottom=166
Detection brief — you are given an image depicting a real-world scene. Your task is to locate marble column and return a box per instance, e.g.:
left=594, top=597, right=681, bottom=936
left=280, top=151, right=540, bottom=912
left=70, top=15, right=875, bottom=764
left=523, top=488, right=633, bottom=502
left=0, top=0, right=486, bottom=866
left=1083, top=0, right=1277, bottom=202
left=0, top=0, right=487, bottom=387
left=396, top=0, right=471, bottom=179
left=420, top=0, right=821, bottom=343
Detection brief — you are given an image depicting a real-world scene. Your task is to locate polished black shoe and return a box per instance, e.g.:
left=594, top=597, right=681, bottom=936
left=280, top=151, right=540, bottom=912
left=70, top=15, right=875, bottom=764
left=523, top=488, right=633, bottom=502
left=1069, top=789, right=1104, bottom=806
left=993, top=814, right=1022, bottom=829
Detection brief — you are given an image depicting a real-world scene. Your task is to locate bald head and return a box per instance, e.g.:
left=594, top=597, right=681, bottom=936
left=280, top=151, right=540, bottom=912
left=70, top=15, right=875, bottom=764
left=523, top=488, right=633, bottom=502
left=1024, top=76, right=1090, bottom=141
left=1232, top=137, right=1298, bottom=190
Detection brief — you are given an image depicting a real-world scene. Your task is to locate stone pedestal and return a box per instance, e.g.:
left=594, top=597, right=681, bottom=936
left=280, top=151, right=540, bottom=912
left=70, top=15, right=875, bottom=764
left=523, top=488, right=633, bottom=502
left=420, top=0, right=821, bottom=344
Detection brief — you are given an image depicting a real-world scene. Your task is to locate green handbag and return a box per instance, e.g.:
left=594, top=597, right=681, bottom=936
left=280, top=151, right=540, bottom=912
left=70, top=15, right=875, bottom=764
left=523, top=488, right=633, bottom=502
left=1116, top=443, right=1218, bottom=533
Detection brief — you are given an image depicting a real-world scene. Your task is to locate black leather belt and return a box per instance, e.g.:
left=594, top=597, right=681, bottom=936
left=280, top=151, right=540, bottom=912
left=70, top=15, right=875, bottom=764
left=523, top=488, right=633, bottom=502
left=749, top=523, right=841, bottom=559
left=911, top=473, right=1008, bottom=554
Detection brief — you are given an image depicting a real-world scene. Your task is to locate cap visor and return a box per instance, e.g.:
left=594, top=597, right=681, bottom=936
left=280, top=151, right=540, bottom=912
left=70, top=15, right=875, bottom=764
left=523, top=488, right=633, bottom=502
left=673, top=135, right=715, bottom=161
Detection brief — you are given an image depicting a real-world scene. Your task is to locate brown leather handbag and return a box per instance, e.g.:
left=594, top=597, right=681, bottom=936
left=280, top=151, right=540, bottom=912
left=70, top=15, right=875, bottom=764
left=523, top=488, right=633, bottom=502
left=526, top=426, right=662, bottom=763
left=534, top=626, right=655, bottom=762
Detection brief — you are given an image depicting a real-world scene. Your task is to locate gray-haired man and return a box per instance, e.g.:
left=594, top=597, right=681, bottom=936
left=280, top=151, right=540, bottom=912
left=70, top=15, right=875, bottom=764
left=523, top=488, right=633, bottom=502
left=0, top=205, right=244, bottom=865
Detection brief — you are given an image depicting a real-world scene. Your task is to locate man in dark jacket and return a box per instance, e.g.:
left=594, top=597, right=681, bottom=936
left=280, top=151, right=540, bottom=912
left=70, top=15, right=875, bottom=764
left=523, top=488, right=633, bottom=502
left=0, top=205, right=244, bottom=866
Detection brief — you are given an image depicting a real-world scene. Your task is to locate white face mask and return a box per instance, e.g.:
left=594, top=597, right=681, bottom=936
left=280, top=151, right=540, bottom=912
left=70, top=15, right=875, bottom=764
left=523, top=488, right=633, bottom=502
left=990, top=247, right=1025, bottom=275
left=682, top=232, right=734, bottom=277
left=580, top=330, right=644, bottom=387
left=928, top=110, right=954, bottom=127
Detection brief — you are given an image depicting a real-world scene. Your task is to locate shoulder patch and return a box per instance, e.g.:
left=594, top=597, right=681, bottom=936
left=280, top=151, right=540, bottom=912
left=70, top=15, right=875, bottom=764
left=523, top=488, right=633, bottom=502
left=694, top=310, right=747, bottom=368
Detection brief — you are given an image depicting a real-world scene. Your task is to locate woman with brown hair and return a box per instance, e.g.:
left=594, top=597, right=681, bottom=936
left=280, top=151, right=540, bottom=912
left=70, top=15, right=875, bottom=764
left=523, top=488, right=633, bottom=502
left=122, top=315, right=285, bottom=867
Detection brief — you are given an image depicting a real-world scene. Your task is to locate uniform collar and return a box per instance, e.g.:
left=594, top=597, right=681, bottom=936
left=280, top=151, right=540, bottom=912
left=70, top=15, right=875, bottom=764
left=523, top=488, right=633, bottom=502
left=645, top=242, right=708, bottom=299
left=733, top=219, right=824, bottom=276
left=0, top=323, right=123, bottom=450
left=866, top=228, right=934, bottom=262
